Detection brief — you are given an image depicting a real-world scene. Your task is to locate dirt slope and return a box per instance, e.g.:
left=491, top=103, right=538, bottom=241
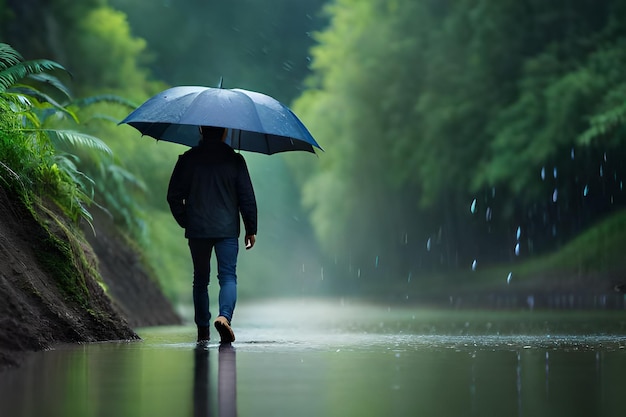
left=83, top=206, right=182, bottom=328
left=0, top=186, right=180, bottom=370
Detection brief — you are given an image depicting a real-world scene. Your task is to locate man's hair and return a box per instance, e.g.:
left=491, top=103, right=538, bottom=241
left=200, top=125, right=226, bottom=141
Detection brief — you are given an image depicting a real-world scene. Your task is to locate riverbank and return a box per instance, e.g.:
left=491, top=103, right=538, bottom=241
left=346, top=210, right=626, bottom=310
left=0, top=186, right=180, bottom=370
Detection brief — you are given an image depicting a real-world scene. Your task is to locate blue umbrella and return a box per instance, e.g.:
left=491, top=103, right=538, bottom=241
left=119, top=85, right=322, bottom=155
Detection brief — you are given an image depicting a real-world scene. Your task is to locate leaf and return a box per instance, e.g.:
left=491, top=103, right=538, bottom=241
left=72, top=94, right=139, bottom=110
left=27, top=73, right=73, bottom=101
left=577, top=102, right=626, bottom=145
left=44, top=129, right=113, bottom=157
left=7, top=85, right=79, bottom=123
left=0, top=43, right=23, bottom=70
left=0, top=59, right=67, bottom=92
left=107, top=164, right=147, bottom=193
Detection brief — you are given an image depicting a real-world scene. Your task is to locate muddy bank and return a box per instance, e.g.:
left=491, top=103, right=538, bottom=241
left=83, top=206, right=182, bottom=328
left=0, top=186, right=180, bottom=370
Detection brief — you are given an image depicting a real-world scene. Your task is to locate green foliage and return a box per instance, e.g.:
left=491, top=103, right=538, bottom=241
left=73, top=6, right=151, bottom=94
left=6, top=0, right=626, bottom=302
left=109, top=0, right=327, bottom=103
left=2, top=0, right=328, bottom=305
left=476, top=35, right=626, bottom=204
left=0, top=43, right=75, bottom=199
left=293, top=0, right=626, bottom=287
left=514, top=209, right=626, bottom=280
left=0, top=42, right=144, bottom=236
left=0, top=42, right=58, bottom=87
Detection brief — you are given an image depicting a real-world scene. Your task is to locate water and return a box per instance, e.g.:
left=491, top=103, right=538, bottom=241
left=1, top=299, right=626, bottom=417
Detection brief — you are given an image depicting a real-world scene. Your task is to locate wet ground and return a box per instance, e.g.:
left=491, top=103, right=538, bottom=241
left=1, top=299, right=626, bottom=417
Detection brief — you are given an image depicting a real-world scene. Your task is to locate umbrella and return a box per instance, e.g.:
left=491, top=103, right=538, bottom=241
left=119, top=85, right=322, bottom=155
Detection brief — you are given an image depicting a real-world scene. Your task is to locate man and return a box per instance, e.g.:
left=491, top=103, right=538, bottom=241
left=167, top=125, right=257, bottom=344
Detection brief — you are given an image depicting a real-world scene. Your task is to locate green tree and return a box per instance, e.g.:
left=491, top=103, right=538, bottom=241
left=108, top=0, right=328, bottom=103
left=294, top=0, right=626, bottom=289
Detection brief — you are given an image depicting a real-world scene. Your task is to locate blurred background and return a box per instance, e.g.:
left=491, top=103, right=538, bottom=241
left=3, top=0, right=626, bottom=313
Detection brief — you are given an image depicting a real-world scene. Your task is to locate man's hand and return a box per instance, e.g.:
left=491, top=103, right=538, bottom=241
left=245, top=234, right=256, bottom=250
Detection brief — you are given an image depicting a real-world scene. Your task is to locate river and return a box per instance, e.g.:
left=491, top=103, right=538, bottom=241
left=1, top=298, right=625, bottom=417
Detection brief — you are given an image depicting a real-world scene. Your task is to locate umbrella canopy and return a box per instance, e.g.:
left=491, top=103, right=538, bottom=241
left=119, top=86, right=322, bottom=154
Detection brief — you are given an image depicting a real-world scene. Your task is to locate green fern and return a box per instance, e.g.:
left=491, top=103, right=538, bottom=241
left=5, top=87, right=78, bottom=122
left=44, top=129, right=113, bottom=157
left=27, top=73, right=73, bottom=100
left=72, top=94, right=138, bottom=110
left=0, top=59, right=66, bottom=93
left=52, top=153, right=96, bottom=225
left=0, top=43, right=22, bottom=70
left=578, top=102, right=626, bottom=145
left=0, top=43, right=145, bottom=240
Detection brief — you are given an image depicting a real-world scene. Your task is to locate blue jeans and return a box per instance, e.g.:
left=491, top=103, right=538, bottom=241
left=188, top=237, right=238, bottom=327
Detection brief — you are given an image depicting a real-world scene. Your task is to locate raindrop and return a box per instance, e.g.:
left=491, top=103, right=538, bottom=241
left=470, top=198, right=477, bottom=214
left=507, top=272, right=512, bottom=284
left=492, top=187, right=496, bottom=198
left=553, top=167, right=557, bottom=179
left=404, top=233, right=408, bottom=245
left=485, top=207, right=492, bottom=222
left=426, top=238, right=432, bottom=251
left=583, top=185, right=589, bottom=197
left=515, top=243, right=520, bottom=256
left=604, top=152, right=607, bottom=161
left=552, top=188, right=558, bottom=203
left=552, top=225, right=557, bottom=237
left=407, top=272, right=412, bottom=283
left=516, top=226, right=521, bottom=240
left=375, top=256, right=379, bottom=268
left=571, top=148, right=575, bottom=160
left=302, top=263, right=305, bottom=273
left=282, top=60, right=294, bottom=72
left=471, top=259, right=477, bottom=271
left=600, top=164, right=604, bottom=177
left=541, top=166, right=546, bottom=180
left=357, top=268, right=361, bottom=278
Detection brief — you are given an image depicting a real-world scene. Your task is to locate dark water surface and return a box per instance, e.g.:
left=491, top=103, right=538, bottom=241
left=2, top=299, right=626, bottom=417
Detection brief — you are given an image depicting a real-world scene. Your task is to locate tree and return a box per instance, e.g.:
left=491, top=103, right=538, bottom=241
left=108, top=0, right=328, bottom=103
left=293, top=0, right=626, bottom=289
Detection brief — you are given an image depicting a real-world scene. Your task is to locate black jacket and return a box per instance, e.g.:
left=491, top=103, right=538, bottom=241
left=167, top=140, right=257, bottom=239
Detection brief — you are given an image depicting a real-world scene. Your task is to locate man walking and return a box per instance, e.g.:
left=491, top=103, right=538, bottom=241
left=167, top=125, right=257, bottom=344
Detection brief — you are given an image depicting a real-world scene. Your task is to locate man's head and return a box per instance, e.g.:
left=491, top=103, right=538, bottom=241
left=200, top=125, right=226, bottom=143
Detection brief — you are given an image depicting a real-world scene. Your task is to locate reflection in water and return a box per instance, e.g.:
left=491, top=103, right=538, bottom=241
left=194, top=342, right=237, bottom=417
left=1, top=302, right=626, bottom=417
left=194, top=344, right=211, bottom=417
left=218, top=344, right=237, bottom=417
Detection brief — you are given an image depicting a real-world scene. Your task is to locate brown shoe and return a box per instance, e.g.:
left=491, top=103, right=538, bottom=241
left=214, top=316, right=235, bottom=343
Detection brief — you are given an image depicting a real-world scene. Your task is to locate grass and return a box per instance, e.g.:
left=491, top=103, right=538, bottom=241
left=371, top=209, right=626, bottom=302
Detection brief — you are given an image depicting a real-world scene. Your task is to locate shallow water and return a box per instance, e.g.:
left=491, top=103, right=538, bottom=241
left=1, top=299, right=626, bottom=417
